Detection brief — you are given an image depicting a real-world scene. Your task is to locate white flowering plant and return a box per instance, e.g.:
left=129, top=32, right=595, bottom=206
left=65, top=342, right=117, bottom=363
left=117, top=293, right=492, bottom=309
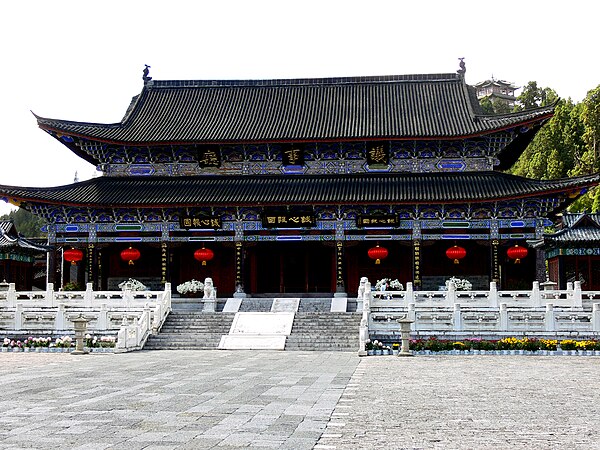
left=446, top=277, right=472, bottom=291
left=374, top=278, right=404, bottom=291
left=118, top=278, right=147, bottom=291
left=85, top=334, right=116, bottom=348
left=177, top=279, right=205, bottom=295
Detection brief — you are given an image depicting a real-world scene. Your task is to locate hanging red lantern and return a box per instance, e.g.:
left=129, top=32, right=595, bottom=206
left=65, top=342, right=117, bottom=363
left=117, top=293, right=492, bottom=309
left=120, top=246, right=141, bottom=265
left=446, top=245, right=466, bottom=264
left=507, top=244, right=528, bottom=263
left=194, top=246, right=214, bottom=266
left=368, top=244, right=388, bottom=265
left=64, top=248, right=83, bottom=266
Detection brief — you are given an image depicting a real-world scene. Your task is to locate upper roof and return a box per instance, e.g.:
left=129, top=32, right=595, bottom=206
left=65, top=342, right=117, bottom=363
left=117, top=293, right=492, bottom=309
left=0, top=221, right=49, bottom=252
left=0, top=172, right=596, bottom=209
left=35, top=73, right=554, bottom=145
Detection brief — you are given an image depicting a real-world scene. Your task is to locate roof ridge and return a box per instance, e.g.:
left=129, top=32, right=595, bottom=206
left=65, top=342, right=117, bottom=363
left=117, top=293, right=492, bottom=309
left=147, top=73, right=461, bottom=89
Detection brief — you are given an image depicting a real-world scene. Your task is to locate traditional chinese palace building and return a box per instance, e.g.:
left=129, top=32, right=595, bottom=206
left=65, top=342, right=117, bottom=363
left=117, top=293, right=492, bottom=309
left=0, top=69, right=597, bottom=295
left=542, top=213, right=600, bottom=290
left=0, top=221, right=48, bottom=290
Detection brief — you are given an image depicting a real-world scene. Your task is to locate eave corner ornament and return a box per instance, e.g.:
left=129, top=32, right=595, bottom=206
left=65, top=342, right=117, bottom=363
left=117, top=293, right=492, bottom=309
left=143, top=64, right=152, bottom=83
left=457, top=57, right=466, bottom=77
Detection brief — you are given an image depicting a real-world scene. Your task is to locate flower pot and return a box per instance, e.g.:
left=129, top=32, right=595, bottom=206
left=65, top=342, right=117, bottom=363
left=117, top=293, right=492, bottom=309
left=1, top=347, right=8, bottom=353
left=367, top=350, right=374, bottom=356
left=382, top=349, right=390, bottom=356
left=12, top=347, right=21, bottom=352
left=375, top=350, right=382, bottom=356
left=392, top=350, right=399, bottom=356
left=595, top=351, right=600, bottom=357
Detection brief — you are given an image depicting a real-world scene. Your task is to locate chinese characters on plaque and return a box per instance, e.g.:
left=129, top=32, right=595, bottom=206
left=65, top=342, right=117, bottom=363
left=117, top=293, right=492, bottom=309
left=198, top=146, right=221, bottom=167
left=179, top=215, right=222, bottom=230
left=357, top=215, right=399, bottom=228
left=262, top=210, right=316, bottom=228
left=366, top=142, right=389, bottom=166
left=281, top=145, right=304, bottom=166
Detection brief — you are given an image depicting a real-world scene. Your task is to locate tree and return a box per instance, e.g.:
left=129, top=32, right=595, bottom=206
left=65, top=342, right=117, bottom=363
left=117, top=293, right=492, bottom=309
left=0, top=208, right=46, bottom=238
left=514, top=81, right=558, bottom=111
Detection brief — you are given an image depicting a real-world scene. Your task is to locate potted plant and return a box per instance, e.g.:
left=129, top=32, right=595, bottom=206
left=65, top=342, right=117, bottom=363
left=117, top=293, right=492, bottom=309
left=176, top=279, right=204, bottom=297
left=445, top=277, right=472, bottom=291
left=118, top=278, right=148, bottom=291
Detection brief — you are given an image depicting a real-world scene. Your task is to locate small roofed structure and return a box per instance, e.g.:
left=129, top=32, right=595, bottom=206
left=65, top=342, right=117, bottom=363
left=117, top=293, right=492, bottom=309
left=0, top=221, right=49, bottom=290
left=474, top=78, right=518, bottom=108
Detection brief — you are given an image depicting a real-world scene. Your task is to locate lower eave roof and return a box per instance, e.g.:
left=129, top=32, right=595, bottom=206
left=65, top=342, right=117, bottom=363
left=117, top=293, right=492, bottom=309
left=0, top=221, right=49, bottom=252
left=0, top=172, right=597, bottom=209
left=545, top=228, right=600, bottom=243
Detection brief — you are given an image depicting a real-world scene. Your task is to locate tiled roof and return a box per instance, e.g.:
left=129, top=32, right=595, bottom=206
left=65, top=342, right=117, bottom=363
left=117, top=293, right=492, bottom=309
left=35, top=73, right=554, bottom=145
left=545, top=214, right=600, bottom=243
left=0, top=221, right=48, bottom=252
left=0, top=172, right=596, bottom=208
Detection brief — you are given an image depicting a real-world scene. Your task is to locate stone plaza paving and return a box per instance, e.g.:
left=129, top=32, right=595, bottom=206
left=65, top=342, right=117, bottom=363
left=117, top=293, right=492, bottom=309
left=0, top=351, right=599, bottom=449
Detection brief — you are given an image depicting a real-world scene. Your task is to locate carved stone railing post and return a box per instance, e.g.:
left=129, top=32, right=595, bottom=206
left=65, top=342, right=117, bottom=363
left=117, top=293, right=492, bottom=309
left=499, top=303, right=508, bottom=331
left=408, top=303, right=416, bottom=331
left=405, top=282, right=414, bottom=304
left=14, top=303, right=23, bottom=330
left=531, top=281, right=541, bottom=308
left=592, top=303, right=600, bottom=332
left=98, top=303, right=108, bottom=330
left=143, top=303, right=152, bottom=334
left=46, top=283, right=55, bottom=307
left=358, top=281, right=371, bottom=356
left=545, top=303, right=555, bottom=332
left=489, top=281, right=498, bottom=308
left=453, top=303, right=463, bottom=331
left=7, top=283, right=16, bottom=308
left=446, top=281, right=456, bottom=306
left=84, top=283, right=94, bottom=307
left=55, top=303, right=65, bottom=331
left=572, top=281, right=583, bottom=310
left=117, top=317, right=128, bottom=350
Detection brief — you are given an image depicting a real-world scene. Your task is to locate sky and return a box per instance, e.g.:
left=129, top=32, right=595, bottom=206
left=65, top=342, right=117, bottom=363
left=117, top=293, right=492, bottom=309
left=1, top=0, right=598, bottom=216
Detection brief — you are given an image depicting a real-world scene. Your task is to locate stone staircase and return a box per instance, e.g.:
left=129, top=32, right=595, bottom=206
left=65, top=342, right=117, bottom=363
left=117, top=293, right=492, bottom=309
left=145, top=298, right=362, bottom=351
left=144, top=312, right=236, bottom=350
left=285, top=312, right=362, bottom=352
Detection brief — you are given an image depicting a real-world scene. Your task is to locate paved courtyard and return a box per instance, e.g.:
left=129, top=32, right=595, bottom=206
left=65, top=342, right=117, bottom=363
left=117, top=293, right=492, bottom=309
left=0, top=351, right=599, bottom=449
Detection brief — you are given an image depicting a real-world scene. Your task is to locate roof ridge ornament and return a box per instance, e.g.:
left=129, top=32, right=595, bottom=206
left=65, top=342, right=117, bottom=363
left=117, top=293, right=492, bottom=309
left=457, top=57, right=466, bottom=78
left=143, top=64, right=152, bottom=83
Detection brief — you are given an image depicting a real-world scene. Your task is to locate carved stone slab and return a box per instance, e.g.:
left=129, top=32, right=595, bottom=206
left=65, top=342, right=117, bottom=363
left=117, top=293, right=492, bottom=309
left=330, top=297, right=347, bottom=312
left=228, top=312, right=295, bottom=335
left=218, top=335, right=287, bottom=350
left=222, top=298, right=243, bottom=312
left=271, top=298, right=300, bottom=312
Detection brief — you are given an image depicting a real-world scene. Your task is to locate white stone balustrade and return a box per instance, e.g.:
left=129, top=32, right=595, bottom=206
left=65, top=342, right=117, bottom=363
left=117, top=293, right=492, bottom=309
left=364, top=278, right=600, bottom=339
left=0, top=283, right=172, bottom=343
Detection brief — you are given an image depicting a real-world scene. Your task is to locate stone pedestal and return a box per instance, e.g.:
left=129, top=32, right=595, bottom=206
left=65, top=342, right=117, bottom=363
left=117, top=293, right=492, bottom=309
left=397, top=318, right=414, bottom=357
left=71, top=314, right=89, bottom=355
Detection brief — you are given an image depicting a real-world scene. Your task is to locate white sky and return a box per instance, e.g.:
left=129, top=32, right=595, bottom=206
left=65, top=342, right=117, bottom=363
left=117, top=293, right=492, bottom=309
left=1, top=0, right=598, bottom=216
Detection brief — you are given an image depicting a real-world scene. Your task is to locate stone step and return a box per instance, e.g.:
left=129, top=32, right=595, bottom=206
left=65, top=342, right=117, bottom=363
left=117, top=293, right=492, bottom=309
left=146, top=309, right=361, bottom=351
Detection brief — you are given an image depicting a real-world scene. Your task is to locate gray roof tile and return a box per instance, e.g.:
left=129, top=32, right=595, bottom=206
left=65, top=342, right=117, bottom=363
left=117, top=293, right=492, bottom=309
left=35, top=74, right=554, bottom=144
left=0, top=172, right=596, bottom=208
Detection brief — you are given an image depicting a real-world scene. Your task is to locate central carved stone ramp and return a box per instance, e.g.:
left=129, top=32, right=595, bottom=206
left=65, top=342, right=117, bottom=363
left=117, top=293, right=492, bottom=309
left=144, top=312, right=236, bottom=350
left=285, top=312, right=362, bottom=351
